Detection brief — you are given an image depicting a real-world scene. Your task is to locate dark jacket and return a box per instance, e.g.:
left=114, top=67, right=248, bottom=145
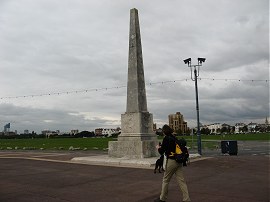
left=158, top=134, right=176, bottom=159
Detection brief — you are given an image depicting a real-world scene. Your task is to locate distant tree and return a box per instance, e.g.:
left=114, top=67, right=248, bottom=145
left=175, top=129, right=182, bottom=136
left=155, top=129, right=163, bottom=136
left=201, top=128, right=210, bottom=135
left=200, top=128, right=205, bottom=134
left=186, top=128, right=191, bottom=135
left=77, top=131, right=95, bottom=138
left=111, top=132, right=120, bottom=138
left=242, top=125, right=248, bottom=133
left=221, top=127, right=228, bottom=134
left=255, top=125, right=262, bottom=132
left=266, top=126, right=270, bottom=132
left=231, top=126, right=235, bottom=133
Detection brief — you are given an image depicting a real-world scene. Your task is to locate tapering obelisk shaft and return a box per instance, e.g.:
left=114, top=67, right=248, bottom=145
left=127, top=8, right=147, bottom=113
left=108, top=8, right=158, bottom=158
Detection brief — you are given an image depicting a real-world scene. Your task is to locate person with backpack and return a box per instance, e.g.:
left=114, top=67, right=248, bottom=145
left=154, top=124, right=191, bottom=202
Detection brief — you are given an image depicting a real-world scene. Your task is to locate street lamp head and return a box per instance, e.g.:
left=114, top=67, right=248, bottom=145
left=183, top=58, right=191, bottom=65
left=198, top=58, right=206, bottom=64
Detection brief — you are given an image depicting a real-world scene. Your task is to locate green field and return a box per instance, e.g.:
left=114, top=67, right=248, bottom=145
left=182, top=133, right=269, bottom=150
left=0, top=133, right=269, bottom=151
left=0, top=137, right=115, bottom=151
left=201, top=133, right=269, bottom=141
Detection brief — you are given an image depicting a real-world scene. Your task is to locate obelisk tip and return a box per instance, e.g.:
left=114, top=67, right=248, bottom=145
left=130, top=8, right=138, bottom=12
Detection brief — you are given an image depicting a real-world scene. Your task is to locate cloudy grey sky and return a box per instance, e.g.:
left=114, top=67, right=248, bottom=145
left=0, top=0, right=269, bottom=133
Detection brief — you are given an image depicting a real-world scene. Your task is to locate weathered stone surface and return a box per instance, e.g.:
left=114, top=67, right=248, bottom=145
left=122, top=112, right=153, bottom=134
left=108, top=140, right=159, bottom=159
left=108, top=8, right=158, bottom=158
left=126, top=8, right=147, bottom=113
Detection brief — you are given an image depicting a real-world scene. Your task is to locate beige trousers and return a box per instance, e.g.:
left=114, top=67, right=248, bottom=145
left=160, top=159, right=191, bottom=201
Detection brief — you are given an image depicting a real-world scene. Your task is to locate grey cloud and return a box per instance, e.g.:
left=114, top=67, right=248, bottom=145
left=0, top=0, right=268, bottom=132
left=0, top=103, right=114, bottom=133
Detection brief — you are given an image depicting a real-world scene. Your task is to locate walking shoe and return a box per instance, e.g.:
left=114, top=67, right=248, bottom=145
left=154, top=198, right=165, bottom=202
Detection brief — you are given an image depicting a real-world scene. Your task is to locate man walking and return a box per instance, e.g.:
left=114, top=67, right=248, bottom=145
left=154, top=124, right=191, bottom=202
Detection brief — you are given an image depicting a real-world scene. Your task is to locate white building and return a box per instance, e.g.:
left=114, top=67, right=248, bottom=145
left=42, top=130, right=59, bottom=138
left=102, top=128, right=117, bottom=137
left=206, top=123, right=222, bottom=134
left=71, top=129, right=79, bottom=135
left=95, top=128, right=120, bottom=137
left=247, top=122, right=257, bottom=132
left=235, top=123, right=246, bottom=133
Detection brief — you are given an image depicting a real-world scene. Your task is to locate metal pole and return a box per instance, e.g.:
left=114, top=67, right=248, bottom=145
left=194, top=68, right=202, bottom=155
left=191, top=127, right=194, bottom=149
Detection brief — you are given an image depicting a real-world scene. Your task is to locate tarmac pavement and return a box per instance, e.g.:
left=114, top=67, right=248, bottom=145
left=0, top=149, right=269, bottom=202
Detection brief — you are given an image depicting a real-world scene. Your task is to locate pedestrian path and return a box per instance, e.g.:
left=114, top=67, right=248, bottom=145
left=0, top=151, right=205, bottom=169
left=71, top=153, right=204, bottom=169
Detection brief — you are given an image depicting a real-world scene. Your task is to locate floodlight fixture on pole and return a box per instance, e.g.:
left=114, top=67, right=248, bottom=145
left=183, top=58, right=191, bottom=65
left=183, top=57, right=206, bottom=155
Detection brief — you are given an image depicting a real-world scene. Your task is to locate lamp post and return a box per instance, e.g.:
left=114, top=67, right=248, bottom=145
left=183, top=58, right=206, bottom=155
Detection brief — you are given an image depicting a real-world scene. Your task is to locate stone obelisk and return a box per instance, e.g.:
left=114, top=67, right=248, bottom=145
left=108, top=8, right=159, bottom=158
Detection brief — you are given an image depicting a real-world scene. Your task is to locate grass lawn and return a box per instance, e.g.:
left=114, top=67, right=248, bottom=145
left=162, top=133, right=269, bottom=150
left=0, top=133, right=269, bottom=151
left=0, top=137, right=116, bottom=151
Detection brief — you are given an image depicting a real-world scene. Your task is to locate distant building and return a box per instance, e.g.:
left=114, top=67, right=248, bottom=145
left=102, top=128, right=116, bottom=137
left=235, top=123, right=246, bottom=133
left=247, top=122, right=257, bottom=132
left=41, top=130, right=51, bottom=135
left=207, top=123, right=222, bottom=134
left=71, top=130, right=79, bottom=135
left=41, top=130, right=59, bottom=138
left=265, top=117, right=269, bottom=126
left=3, top=131, right=16, bottom=136
left=3, top=123, right=10, bottom=132
left=95, top=128, right=120, bottom=137
left=168, top=112, right=188, bottom=134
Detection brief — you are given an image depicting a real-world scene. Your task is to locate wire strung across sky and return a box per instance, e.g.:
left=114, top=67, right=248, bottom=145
left=0, top=77, right=268, bottom=100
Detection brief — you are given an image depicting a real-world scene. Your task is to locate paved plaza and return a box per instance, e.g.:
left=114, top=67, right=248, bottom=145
left=0, top=145, right=269, bottom=202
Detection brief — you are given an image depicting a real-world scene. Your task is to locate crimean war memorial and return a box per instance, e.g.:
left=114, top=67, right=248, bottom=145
left=108, top=8, right=159, bottom=158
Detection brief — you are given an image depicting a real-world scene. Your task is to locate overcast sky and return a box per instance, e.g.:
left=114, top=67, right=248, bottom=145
left=0, top=0, right=269, bottom=133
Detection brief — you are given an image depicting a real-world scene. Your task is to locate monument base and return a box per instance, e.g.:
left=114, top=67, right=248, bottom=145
left=108, top=111, right=159, bottom=158
left=108, top=139, right=159, bottom=158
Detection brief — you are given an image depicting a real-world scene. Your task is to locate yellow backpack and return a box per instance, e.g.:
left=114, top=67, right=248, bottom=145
left=170, top=138, right=189, bottom=166
left=170, top=142, right=183, bottom=157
